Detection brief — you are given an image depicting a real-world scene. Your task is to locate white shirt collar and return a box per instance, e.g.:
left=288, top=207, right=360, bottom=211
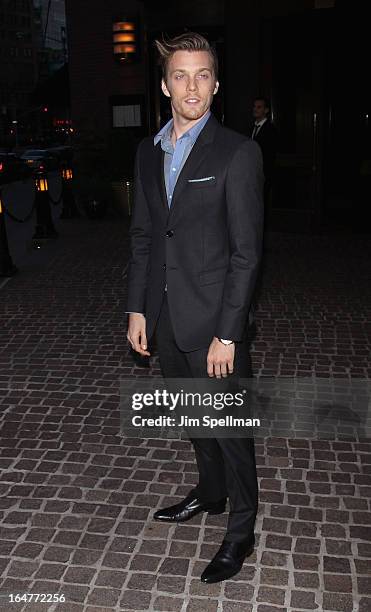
left=255, top=117, right=268, bottom=128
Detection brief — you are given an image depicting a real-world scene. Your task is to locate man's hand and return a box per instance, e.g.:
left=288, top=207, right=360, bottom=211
left=207, top=337, right=235, bottom=378
left=127, top=313, right=150, bottom=357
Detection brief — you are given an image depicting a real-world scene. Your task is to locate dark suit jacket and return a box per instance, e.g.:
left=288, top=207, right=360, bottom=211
left=252, top=120, right=277, bottom=183
left=126, top=114, right=264, bottom=352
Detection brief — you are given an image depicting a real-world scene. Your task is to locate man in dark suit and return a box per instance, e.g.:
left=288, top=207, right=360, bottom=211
left=251, top=97, right=277, bottom=207
left=127, top=32, right=264, bottom=583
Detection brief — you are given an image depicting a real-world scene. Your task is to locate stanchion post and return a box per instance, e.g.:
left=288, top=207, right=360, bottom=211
left=0, top=192, right=17, bottom=277
left=32, top=171, right=58, bottom=240
left=60, top=165, right=79, bottom=219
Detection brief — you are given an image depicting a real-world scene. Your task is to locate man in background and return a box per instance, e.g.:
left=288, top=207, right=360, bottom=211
left=251, top=97, right=277, bottom=208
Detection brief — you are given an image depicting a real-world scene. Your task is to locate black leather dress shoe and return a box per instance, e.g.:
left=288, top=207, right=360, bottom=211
left=201, top=535, right=255, bottom=583
left=153, top=491, right=226, bottom=523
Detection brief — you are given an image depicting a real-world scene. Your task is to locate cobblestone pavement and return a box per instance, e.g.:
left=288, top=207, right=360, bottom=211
left=0, top=218, right=370, bottom=612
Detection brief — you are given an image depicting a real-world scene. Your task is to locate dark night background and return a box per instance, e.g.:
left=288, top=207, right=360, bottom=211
left=1, top=0, right=370, bottom=232
left=0, top=3, right=370, bottom=610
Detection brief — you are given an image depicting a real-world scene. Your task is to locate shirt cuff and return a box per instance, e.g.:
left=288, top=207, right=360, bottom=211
left=126, top=312, right=145, bottom=315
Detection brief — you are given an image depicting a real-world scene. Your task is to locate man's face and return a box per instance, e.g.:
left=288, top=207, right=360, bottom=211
left=253, top=100, right=268, bottom=122
left=161, top=50, right=219, bottom=123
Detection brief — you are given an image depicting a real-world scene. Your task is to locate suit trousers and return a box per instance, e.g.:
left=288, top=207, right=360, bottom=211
left=154, top=295, right=258, bottom=542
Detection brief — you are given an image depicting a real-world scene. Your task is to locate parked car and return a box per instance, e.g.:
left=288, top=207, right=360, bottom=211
left=47, top=145, right=74, bottom=164
left=20, top=149, right=59, bottom=171
left=0, top=153, right=32, bottom=185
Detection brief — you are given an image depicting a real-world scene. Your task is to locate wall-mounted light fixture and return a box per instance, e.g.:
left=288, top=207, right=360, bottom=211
left=113, top=21, right=137, bottom=62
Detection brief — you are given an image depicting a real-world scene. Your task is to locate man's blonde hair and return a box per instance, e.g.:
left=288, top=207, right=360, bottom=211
left=154, top=32, right=218, bottom=82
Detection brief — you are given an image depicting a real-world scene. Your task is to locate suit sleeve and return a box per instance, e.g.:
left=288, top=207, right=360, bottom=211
left=125, top=140, right=152, bottom=314
left=214, top=139, right=264, bottom=341
left=264, top=125, right=277, bottom=181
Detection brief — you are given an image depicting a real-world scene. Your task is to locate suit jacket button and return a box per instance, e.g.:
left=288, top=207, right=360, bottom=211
left=163, top=264, right=166, bottom=269
left=166, top=230, right=174, bottom=238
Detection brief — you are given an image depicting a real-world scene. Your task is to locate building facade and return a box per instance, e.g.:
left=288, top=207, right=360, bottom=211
left=65, top=0, right=370, bottom=229
left=34, top=0, right=67, bottom=77
left=0, top=0, right=39, bottom=139
left=65, top=0, right=148, bottom=146
left=0, top=0, right=68, bottom=145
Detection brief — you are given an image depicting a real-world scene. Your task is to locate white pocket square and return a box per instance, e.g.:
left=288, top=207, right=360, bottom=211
left=188, top=176, right=216, bottom=183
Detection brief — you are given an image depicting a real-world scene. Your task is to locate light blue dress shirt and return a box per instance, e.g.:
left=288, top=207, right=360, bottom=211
left=154, top=111, right=211, bottom=207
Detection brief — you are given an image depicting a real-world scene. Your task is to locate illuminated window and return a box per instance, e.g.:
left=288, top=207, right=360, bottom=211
left=112, top=104, right=141, bottom=128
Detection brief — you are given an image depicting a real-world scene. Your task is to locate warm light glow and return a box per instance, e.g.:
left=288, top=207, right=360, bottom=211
left=36, top=177, right=48, bottom=192
left=62, top=168, right=73, bottom=180
left=113, top=21, right=136, bottom=59
left=113, top=22, right=135, bottom=31
left=114, top=44, right=136, bottom=55
left=0, top=198, right=3, bottom=214
left=113, top=33, right=135, bottom=43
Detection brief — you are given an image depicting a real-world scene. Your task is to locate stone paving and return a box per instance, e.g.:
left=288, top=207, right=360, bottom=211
left=0, top=216, right=370, bottom=612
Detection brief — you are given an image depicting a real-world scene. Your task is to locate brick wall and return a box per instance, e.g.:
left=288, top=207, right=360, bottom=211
left=65, top=0, right=146, bottom=143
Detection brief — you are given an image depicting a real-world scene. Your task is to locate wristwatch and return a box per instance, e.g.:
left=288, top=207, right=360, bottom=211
left=217, top=338, right=234, bottom=346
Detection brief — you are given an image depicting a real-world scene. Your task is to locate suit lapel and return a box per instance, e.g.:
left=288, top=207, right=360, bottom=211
left=257, top=121, right=269, bottom=141
left=154, top=141, right=169, bottom=213
left=167, top=115, right=219, bottom=222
